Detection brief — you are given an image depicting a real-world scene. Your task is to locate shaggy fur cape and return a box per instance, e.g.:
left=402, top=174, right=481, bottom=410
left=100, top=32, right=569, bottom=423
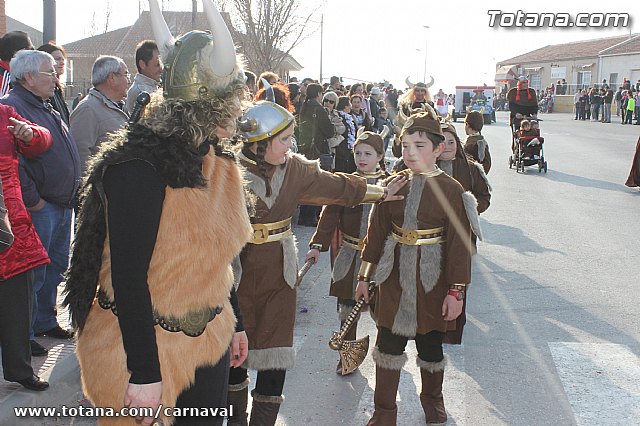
left=64, top=125, right=252, bottom=425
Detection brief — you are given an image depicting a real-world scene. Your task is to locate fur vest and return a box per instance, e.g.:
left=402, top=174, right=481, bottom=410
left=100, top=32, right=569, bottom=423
left=65, top=125, right=252, bottom=425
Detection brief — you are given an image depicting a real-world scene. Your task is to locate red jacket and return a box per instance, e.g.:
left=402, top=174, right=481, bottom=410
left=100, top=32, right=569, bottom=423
left=0, top=105, right=52, bottom=281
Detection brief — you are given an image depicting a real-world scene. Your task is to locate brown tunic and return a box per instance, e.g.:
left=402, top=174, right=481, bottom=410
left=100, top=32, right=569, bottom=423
left=237, top=153, right=366, bottom=370
left=361, top=169, right=472, bottom=338
left=310, top=171, right=385, bottom=304
left=463, top=133, right=491, bottom=174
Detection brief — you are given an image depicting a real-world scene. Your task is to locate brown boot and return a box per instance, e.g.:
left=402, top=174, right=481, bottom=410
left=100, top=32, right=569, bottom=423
left=249, top=390, right=283, bottom=426
left=366, top=348, right=407, bottom=426
left=227, top=378, right=250, bottom=426
left=417, top=355, right=448, bottom=425
left=336, top=320, right=359, bottom=375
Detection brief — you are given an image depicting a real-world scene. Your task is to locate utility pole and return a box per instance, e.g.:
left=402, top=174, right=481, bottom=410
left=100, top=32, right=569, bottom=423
left=423, top=25, right=429, bottom=82
left=43, top=0, right=56, bottom=43
left=319, top=14, right=324, bottom=83
left=192, top=0, right=197, bottom=30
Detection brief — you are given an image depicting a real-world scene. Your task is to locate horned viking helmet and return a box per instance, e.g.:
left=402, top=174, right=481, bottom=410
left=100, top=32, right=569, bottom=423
left=149, top=0, right=244, bottom=101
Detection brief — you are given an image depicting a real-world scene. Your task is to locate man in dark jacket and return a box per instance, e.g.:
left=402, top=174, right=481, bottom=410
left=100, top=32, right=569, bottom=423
left=0, top=50, right=81, bottom=356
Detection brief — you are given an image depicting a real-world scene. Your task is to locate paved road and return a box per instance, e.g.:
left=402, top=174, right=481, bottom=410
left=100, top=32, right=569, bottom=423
left=47, top=112, right=640, bottom=425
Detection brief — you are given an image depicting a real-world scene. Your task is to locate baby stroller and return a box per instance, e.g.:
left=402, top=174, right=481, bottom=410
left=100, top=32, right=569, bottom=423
left=509, top=114, right=548, bottom=173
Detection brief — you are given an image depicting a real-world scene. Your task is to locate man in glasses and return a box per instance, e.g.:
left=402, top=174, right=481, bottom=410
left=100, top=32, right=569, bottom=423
left=70, top=55, right=130, bottom=173
left=0, top=50, right=81, bottom=358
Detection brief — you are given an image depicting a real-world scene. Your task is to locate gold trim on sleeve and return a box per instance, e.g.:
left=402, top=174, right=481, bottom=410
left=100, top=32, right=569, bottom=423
left=361, top=184, right=385, bottom=203
left=358, top=261, right=375, bottom=281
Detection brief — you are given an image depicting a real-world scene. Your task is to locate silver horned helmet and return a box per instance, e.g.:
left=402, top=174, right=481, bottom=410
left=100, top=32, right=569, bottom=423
left=149, top=0, right=244, bottom=101
left=405, top=75, right=435, bottom=90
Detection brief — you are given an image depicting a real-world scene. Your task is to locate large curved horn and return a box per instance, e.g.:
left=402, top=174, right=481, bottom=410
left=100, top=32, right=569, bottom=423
left=379, top=125, right=390, bottom=140
left=149, top=0, right=175, bottom=56
left=396, top=105, right=408, bottom=125
left=425, top=75, right=435, bottom=89
left=405, top=76, right=415, bottom=89
left=261, top=78, right=275, bottom=102
left=202, top=0, right=237, bottom=78
left=356, top=126, right=366, bottom=139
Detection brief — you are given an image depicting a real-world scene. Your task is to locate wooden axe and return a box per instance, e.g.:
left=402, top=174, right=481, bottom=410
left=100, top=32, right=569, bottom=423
left=328, top=281, right=377, bottom=375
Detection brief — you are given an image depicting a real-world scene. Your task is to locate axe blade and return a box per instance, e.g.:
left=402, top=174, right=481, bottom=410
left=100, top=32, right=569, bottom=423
left=338, top=335, right=370, bottom=375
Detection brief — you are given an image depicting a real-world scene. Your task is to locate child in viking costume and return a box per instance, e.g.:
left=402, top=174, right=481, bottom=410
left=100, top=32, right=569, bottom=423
left=437, top=120, right=490, bottom=346
left=63, top=1, right=252, bottom=425
left=227, top=101, right=407, bottom=425
left=462, top=110, right=491, bottom=174
left=355, top=108, right=477, bottom=426
left=305, top=127, right=390, bottom=376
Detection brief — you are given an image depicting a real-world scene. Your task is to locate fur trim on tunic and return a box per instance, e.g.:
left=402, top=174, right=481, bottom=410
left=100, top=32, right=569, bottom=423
left=473, top=161, right=492, bottom=192
left=243, top=347, right=295, bottom=371
left=332, top=246, right=357, bottom=283
left=232, top=255, right=242, bottom=289
left=243, top=160, right=287, bottom=209
left=373, top=237, right=397, bottom=283
left=392, top=175, right=426, bottom=337
left=461, top=191, right=482, bottom=241
left=476, top=138, right=487, bottom=162
left=440, top=160, right=453, bottom=177
left=251, top=390, right=285, bottom=404
left=372, top=347, right=408, bottom=370
left=281, top=235, right=298, bottom=289
left=416, top=354, right=448, bottom=372
left=419, top=244, right=442, bottom=294
left=228, top=377, right=250, bottom=392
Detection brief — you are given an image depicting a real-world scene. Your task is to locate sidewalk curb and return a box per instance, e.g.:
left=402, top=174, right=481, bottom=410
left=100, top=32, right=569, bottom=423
left=0, top=353, right=81, bottom=425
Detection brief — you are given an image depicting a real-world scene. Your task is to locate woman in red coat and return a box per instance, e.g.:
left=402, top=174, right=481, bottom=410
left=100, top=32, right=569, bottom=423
left=0, top=104, right=52, bottom=390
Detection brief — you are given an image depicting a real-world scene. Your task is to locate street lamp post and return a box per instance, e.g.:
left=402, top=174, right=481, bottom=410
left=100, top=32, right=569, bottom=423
left=423, top=25, right=429, bottom=82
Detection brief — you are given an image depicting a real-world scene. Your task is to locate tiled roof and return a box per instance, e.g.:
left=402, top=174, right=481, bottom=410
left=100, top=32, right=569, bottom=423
left=599, top=35, right=640, bottom=55
left=498, top=35, right=636, bottom=64
left=62, top=11, right=300, bottom=69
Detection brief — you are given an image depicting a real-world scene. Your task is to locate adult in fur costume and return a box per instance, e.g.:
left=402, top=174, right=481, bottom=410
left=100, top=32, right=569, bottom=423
left=63, top=1, right=252, bottom=425
left=227, top=101, right=408, bottom=425
left=355, top=108, right=476, bottom=426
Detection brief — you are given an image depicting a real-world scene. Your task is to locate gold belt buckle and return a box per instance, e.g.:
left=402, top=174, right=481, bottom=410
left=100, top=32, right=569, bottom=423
left=252, top=223, right=270, bottom=244
left=402, top=230, right=419, bottom=245
left=180, top=308, right=210, bottom=336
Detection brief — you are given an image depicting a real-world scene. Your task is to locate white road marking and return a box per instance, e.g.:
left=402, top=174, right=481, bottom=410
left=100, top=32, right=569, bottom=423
left=548, top=342, right=640, bottom=425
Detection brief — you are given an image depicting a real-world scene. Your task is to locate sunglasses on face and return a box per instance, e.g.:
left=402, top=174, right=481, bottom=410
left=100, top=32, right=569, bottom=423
left=324, top=99, right=335, bottom=104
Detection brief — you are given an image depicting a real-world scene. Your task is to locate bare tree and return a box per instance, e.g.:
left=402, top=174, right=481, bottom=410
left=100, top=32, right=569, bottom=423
left=104, top=0, right=112, bottom=34
left=231, top=0, right=317, bottom=75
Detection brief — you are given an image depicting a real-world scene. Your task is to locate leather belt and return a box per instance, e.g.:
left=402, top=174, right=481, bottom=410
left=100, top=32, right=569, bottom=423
left=391, top=223, right=445, bottom=246
left=97, top=290, right=222, bottom=337
left=342, top=233, right=364, bottom=251
left=250, top=217, right=293, bottom=244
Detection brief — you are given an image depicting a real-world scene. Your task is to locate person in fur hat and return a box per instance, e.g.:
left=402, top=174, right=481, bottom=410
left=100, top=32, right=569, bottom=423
left=355, top=107, right=477, bottom=426
left=305, top=126, right=390, bottom=376
left=228, top=101, right=408, bottom=425
left=63, top=1, right=252, bottom=425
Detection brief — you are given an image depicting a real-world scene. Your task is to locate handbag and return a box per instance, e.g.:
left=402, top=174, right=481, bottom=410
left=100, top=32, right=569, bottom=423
left=0, top=175, right=14, bottom=253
